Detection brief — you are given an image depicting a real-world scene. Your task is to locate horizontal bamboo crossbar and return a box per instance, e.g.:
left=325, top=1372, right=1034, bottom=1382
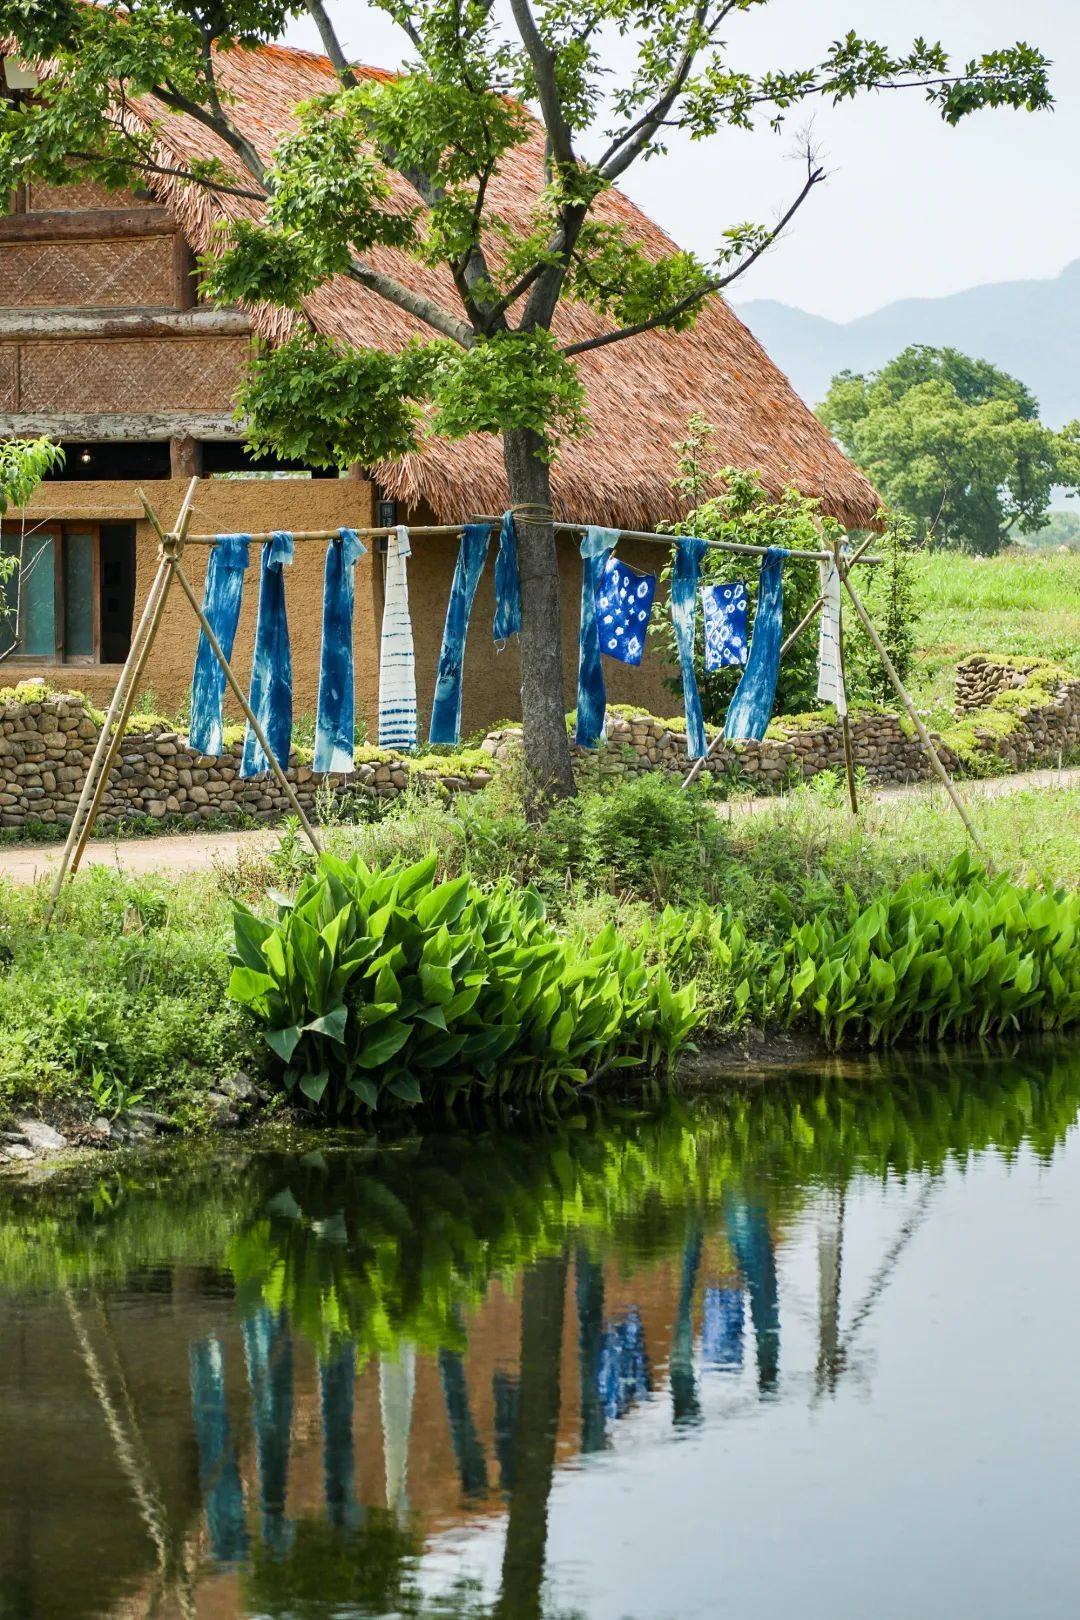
left=471, top=517, right=881, bottom=565
left=177, top=523, right=468, bottom=543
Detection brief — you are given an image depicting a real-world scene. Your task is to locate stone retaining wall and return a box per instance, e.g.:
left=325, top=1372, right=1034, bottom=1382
left=0, top=657, right=1076, bottom=832
left=954, top=655, right=1047, bottom=713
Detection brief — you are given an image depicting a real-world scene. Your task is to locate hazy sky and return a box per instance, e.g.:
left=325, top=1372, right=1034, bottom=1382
left=282, top=0, right=1079, bottom=322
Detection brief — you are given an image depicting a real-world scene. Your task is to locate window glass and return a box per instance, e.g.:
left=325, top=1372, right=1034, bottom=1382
left=11, top=533, right=57, bottom=656
left=63, top=530, right=95, bottom=658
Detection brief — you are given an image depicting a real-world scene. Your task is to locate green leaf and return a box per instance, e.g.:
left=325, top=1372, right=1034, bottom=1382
left=266, top=1024, right=303, bottom=1063
left=299, top=1069, right=329, bottom=1104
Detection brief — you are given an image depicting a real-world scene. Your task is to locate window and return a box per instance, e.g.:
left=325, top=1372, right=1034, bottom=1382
left=0, top=522, right=136, bottom=664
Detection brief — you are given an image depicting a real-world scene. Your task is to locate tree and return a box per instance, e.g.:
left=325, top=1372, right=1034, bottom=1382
left=818, top=346, right=1080, bottom=555
left=0, top=5, right=1053, bottom=795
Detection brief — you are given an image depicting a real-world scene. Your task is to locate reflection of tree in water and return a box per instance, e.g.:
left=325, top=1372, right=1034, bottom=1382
left=6, top=1046, right=1080, bottom=1618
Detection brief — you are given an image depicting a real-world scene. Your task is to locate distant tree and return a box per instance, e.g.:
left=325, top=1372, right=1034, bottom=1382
left=818, top=346, right=1080, bottom=555
left=1027, top=508, right=1080, bottom=549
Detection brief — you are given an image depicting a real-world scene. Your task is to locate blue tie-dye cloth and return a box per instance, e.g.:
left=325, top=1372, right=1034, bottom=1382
left=723, top=547, right=787, bottom=742
left=241, top=530, right=294, bottom=778
left=671, top=537, right=709, bottom=760
left=596, top=555, right=656, bottom=666
left=576, top=525, right=619, bottom=748
left=493, top=510, right=522, bottom=642
left=701, top=1286, right=745, bottom=1370
left=314, top=528, right=366, bottom=774
left=702, top=581, right=749, bottom=671
left=189, top=534, right=250, bottom=755
left=429, top=522, right=494, bottom=745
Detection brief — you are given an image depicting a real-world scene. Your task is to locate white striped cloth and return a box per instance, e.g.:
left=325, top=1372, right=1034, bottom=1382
left=378, top=524, right=418, bottom=750
left=816, top=558, right=848, bottom=718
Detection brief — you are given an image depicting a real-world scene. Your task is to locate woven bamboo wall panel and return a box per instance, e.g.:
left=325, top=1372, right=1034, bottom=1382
left=0, top=346, right=16, bottom=412
left=18, top=338, right=250, bottom=411
left=1, top=238, right=174, bottom=308
left=28, top=179, right=145, bottom=211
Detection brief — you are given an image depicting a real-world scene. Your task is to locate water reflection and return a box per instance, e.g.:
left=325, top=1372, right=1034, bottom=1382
left=2, top=1046, right=1080, bottom=1620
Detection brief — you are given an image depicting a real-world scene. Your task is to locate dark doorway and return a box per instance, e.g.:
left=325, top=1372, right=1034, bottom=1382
left=99, top=524, right=136, bottom=663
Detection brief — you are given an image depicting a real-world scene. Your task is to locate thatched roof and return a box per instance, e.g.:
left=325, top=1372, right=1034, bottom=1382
left=132, top=42, right=881, bottom=529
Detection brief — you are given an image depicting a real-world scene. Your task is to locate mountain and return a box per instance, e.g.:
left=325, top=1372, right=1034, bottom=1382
left=735, top=261, right=1080, bottom=427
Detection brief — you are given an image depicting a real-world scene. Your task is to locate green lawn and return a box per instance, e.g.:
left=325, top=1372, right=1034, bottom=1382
left=909, top=549, right=1080, bottom=713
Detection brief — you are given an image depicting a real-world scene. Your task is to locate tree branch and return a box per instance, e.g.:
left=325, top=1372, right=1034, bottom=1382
left=304, top=0, right=359, bottom=88
left=507, top=0, right=575, bottom=167
left=343, top=258, right=475, bottom=345
left=562, top=156, right=825, bottom=358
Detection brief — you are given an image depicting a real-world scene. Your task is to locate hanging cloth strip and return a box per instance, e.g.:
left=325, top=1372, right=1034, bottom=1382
left=188, top=533, right=251, bottom=756
left=313, top=528, right=367, bottom=774
left=493, top=510, right=522, bottom=642
left=815, top=557, right=848, bottom=718
left=670, top=537, right=709, bottom=761
left=702, top=580, right=750, bottom=671
left=576, top=525, right=619, bottom=748
left=429, top=522, right=494, bottom=745
left=378, top=525, right=418, bottom=751
left=241, top=530, right=294, bottom=778
left=723, top=546, right=788, bottom=742
left=596, top=555, right=656, bottom=665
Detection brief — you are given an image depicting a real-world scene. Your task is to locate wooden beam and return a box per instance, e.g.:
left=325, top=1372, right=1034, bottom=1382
left=0, top=309, right=252, bottom=340
left=0, top=411, right=244, bottom=441
left=0, top=207, right=174, bottom=243
left=172, top=233, right=198, bottom=311
left=170, top=436, right=202, bottom=479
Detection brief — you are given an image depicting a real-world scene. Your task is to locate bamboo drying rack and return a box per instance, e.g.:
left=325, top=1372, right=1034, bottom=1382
left=43, top=481, right=980, bottom=924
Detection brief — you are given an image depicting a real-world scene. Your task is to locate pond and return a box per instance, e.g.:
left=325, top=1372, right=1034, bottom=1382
left=2, top=1045, right=1080, bottom=1620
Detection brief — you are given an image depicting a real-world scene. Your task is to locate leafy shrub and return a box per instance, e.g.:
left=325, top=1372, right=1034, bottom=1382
left=780, top=852, right=1080, bottom=1047
left=228, top=850, right=700, bottom=1114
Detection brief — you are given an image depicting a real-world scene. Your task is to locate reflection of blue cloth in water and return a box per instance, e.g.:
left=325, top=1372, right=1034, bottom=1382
left=670, top=1226, right=703, bottom=1427
left=597, top=1306, right=651, bottom=1420
left=702, top=1286, right=745, bottom=1370
left=243, top=1307, right=295, bottom=1556
left=189, top=1336, right=249, bottom=1564
left=438, top=1341, right=489, bottom=1498
left=725, top=1198, right=780, bottom=1392
left=575, top=1249, right=608, bottom=1453
left=320, top=1341, right=361, bottom=1530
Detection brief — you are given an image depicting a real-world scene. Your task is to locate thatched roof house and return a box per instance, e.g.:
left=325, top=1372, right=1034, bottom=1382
left=124, top=42, right=881, bottom=531
left=1, top=39, right=879, bottom=737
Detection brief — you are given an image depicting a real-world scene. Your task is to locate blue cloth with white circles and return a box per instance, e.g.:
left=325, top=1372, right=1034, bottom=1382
left=702, top=580, right=749, bottom=671
left=595, top=556, right=656, bottom=666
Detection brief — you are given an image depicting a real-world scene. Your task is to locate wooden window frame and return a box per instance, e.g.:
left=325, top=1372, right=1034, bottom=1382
left=0, top=520, right=105, bottom=664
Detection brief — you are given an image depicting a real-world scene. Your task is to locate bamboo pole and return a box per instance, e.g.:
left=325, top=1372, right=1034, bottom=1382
left=180, top=523, right=469, bottom=545
left=68, top=480, right=202, bottom=879
left=473, top=516, right=883, bottom=566
left=833, top=542, right=859, bottom=817
left=43, top=479, right=201, bottom=921
left=680, top=531, right=880, bottom=792
left=839, top=564, right=985, bottom=852
left=166, top=551, right=323, bottom=856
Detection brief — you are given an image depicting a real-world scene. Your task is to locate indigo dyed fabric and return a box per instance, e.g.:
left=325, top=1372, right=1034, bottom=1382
left=815, top=558, right=848, bottom=717
left=190, top=1337, right=249, bottom=1564
left=429, top=522, right=494, bottom=745
left=493, top=509, right=522, bottom=642
left=670, top=537, right=709, bottom=761
left=702, top=1286, right=745, bottom=1370
left=596, top=555, right=656, bottom=665
left=189, top=533, right=250, bottom=755
left=723, top=546, right=787, bottom=742
left=576, top=525, right=619, bottom=748
left=597, top=1306, right=651, bottom=1420
left=378, top=526, right=417, bottom=751
left=314, top=528, right=366, bottom=775
left=241, top=531, right=294, bottom=779
left=702, top=580, right=749, bottom=671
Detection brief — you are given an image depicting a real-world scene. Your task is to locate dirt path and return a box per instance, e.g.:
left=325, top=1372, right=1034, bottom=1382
left=0, top=764, right=1076, bottom=886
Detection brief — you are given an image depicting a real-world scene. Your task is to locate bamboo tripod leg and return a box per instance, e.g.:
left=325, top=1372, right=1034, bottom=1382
left=839, top=568, right=985, bottom=853
left=166, top=555, right=323, bottom=856
left=44, top=555, right=171, bottom=921
left=67, top=562, right=177, bottom=881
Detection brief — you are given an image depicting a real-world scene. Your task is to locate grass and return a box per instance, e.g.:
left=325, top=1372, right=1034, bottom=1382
left=0, top=771, right=1075, bottom=1126
left=909, top=549, right=1080, bottom=715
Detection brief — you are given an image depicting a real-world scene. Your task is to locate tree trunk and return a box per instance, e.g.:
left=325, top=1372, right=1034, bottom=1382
left=503, top=427, right=577, bottom=800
